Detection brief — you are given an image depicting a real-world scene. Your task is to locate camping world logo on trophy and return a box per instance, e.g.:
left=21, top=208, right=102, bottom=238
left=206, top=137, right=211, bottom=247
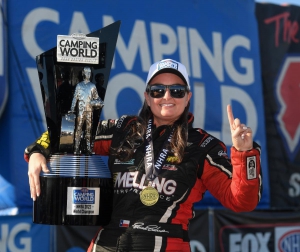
left=57, top=33, right=99, bottom=64
left=33, top=21, right=120, bottom=226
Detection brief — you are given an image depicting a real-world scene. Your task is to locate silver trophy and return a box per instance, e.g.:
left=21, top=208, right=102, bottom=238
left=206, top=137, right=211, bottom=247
left=33, top=21, right=120, bottom=225
left=64, top=66, right=104, bottom=155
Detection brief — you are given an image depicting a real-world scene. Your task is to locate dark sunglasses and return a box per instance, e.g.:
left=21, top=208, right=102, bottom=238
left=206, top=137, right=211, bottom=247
left=146, top=84, right=188, bottom=99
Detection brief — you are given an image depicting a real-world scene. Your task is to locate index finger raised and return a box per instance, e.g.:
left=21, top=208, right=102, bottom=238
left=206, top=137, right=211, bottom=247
left=227, top=104, right=235, bottom=126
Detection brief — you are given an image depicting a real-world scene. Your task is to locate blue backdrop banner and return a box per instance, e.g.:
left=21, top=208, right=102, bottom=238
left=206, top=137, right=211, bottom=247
left=0, top=214, right=51, bottom=252
left=0, top=0, right=269, bottom=211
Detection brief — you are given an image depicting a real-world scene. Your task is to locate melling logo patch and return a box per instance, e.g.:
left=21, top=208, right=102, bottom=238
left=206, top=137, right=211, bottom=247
left=275, top=56, right=300, bottom=160
left=57, top=33, right=99, bottom=64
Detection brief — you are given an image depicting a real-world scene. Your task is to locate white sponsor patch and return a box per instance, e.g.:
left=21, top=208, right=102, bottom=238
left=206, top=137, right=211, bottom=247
left=246, top=156, right=257, bottom=180
left=200, top=136, right=214, bottom=147
left=158, top=60, right=178, bottom=71
left=57, top=33, right=99, bottom=64
left=114, top=159, right=135, bottom=165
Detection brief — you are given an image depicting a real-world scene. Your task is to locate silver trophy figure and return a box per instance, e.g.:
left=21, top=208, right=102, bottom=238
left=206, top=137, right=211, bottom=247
left=34, top=21, right=120, bottom=225
left=68, top=66, right=104, bottom=154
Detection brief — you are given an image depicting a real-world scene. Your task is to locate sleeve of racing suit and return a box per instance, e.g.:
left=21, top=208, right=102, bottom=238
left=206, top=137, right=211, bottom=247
left=24, top=131, right=51, bottom=162
left=200, top=142, right=262, bottom=212
left=93, top=119, right=116, bottom=155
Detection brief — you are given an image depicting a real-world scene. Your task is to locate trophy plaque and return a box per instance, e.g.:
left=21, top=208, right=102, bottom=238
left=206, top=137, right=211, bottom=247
left=33, top=21, right=121, bottom=225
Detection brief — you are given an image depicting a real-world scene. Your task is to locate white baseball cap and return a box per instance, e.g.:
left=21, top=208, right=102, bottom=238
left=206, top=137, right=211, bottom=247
left=146, top=59, right=190, bottom=89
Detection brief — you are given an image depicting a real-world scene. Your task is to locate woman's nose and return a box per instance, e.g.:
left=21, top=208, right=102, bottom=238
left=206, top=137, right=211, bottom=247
left=163, top=87, right=172, bottom=99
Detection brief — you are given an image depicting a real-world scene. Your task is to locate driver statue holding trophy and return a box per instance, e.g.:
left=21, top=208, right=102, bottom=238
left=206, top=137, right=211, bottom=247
left=69, top=66, right=104, bottom=154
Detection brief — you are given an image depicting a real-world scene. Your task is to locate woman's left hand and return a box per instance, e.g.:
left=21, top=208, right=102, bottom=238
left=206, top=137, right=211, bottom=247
left=227, top=104, right=253, bottom=151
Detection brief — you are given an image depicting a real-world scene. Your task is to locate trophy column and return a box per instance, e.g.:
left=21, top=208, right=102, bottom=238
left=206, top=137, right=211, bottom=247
left=33, top=21, right=120, bottom=225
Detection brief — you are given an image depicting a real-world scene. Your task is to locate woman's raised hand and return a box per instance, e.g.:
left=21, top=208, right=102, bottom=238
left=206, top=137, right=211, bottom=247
left=227, top=104, right=253, bottom=151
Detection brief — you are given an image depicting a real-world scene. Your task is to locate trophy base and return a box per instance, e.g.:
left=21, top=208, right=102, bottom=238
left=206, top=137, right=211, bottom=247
left=33, top=176, right=113, bottom=226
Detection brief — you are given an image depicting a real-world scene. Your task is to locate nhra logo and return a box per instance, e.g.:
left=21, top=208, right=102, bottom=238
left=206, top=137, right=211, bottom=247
left=275, top=56, right=300, bottom=160
left=278, top=229, right=300, bottom=252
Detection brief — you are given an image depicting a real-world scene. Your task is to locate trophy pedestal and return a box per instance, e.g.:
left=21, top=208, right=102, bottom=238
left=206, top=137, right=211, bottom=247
left=33, top=155, right=113, bottom=226
left=33, top=21, right=121, bottom=226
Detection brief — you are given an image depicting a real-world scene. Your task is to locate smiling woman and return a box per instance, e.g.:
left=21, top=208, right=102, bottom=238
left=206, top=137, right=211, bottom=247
left=144, top=73, right=192, bottom=127
left=25, top=58, right=263, bottom=252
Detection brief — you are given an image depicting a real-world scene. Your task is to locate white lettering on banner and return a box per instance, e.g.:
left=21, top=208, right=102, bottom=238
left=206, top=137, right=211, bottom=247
left=190, top=240, right=206, bottom=252
left=224, top=35, right=254, bottom=85
left=102, top=73, right=145, bottom=119
left=289, top=173, right=300, bottom=197
left=190, top=30, right=223, bottom=81
left=23, top=11, right=258, bottom=143
left=22, top=8, right=59, bottom=130
left=189, top=30, right=254, bottom=84
left=151, top=22, right=177, bottom=62
left=229, top=232, right=271, bottom=252
left=221, top=86, right=257, bottom=146
left=105, top=15, right=254, bottom=84
left=68, top=12, right=90, bottom=35
left=104, top=16, right=151, bottom=72
left=193, top=82, right=206, bottom=129
left=114, top=171, right=176, bottom=195
left=0, top=223, right=31, bottom=252
left=22, top=8, right=59, bottom=59
left=177, top=26, right=191, bottom=75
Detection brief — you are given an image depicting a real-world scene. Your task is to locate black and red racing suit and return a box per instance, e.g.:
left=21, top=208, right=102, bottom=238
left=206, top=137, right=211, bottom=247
left=25, top=113, right=262, bottom=252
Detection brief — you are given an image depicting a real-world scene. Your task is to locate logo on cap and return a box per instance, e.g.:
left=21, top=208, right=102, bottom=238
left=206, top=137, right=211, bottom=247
left=158, top=60, right=178, bottom=71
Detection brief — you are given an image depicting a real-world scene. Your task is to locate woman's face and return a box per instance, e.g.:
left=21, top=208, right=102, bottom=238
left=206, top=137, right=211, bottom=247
left=144, top=73, right=192, bottom=127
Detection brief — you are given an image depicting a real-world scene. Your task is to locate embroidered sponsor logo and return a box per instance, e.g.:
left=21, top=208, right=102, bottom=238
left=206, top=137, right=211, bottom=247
left=166, top=156, right=179, bottom=163
left=200, top=136, right=214, bottom=147
left=132, top=222, right=169, bottom=233
left=116, top=115, right=126, bottom=129
left=114, top=159, right=135, bottom=165
left=247, top=156, right=257, bottom=180
left=36, top=131, right=50, bottom=149
left=158, top=60, right=178, bottom=71
left=114, top=171, right=177, bottom=195
left=218, top=150, right=228, bottom=158
left=162, top=164, right=177, bottom=171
